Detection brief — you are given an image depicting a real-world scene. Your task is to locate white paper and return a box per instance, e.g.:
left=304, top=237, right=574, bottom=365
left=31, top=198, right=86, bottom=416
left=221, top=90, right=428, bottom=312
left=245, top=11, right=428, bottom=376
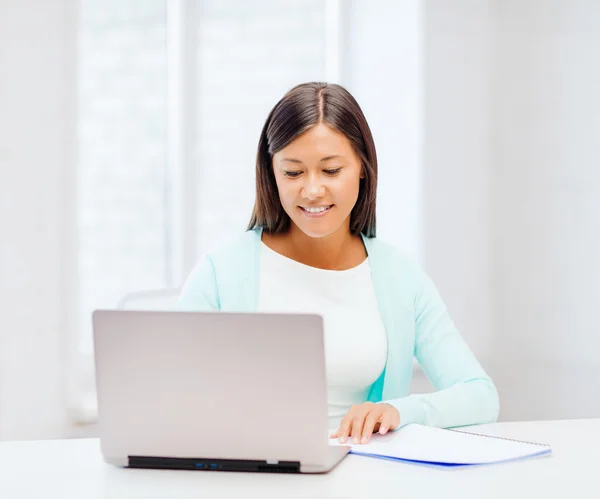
left=329, top=423, right=551, bottom=465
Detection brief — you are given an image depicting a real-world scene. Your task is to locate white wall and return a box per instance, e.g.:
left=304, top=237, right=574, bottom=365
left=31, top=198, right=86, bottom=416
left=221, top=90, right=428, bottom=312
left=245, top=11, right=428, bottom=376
left=0, top=0, right=77, bottom=440
left=490, top=0, right=600, bottom=420
left=423, top=0, right=494, bottom=365
left=423, top=0, right=600, bottom=421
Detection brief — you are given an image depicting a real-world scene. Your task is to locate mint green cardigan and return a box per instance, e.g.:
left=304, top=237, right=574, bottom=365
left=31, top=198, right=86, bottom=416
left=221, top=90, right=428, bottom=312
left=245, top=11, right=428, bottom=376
left=177, top=228, right=499, bottom=429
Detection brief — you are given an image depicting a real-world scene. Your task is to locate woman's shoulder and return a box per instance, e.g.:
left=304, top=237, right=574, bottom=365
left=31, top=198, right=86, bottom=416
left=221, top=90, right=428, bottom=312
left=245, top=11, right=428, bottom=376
left=365, top=236, right=418, bottom=268
left=205, top=229, right=261, bottom=264
left=365, top=236, right=427, bottom=289
left=196, top=229, right=261, bottom=279
left=181, top=229, right=259, bottom=293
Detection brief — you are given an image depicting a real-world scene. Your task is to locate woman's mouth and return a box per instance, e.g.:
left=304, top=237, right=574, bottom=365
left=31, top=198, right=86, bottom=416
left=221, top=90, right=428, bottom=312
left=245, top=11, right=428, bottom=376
left=299, top=204, right=334, bottom=218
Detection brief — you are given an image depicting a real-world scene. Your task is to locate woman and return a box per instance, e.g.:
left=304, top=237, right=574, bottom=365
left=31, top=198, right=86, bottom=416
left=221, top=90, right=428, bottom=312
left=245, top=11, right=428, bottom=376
left=178, top=82, right=499, bottom=445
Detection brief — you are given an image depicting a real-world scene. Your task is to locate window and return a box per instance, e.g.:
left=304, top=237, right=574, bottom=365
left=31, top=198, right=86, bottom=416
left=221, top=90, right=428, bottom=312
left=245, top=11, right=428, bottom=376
left=72, top=0, right=336, bottom=422
left=77, top=0, right=168, bottom=356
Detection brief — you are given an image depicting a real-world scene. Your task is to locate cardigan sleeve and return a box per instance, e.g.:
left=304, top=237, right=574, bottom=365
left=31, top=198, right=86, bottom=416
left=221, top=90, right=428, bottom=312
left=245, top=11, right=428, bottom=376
left=176, top=255, right=220, bottom=311
left=383, top=268, right=500, bottom=429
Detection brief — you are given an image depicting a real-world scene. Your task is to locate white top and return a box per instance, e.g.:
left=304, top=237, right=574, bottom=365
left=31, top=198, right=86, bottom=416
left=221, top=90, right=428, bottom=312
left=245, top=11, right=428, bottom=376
left=257, top=242, right=388, bottom=430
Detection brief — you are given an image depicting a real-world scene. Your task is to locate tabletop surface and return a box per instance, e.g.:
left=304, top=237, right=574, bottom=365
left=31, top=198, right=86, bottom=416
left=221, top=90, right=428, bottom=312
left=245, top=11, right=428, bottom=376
left=1, top=418, right=599, bottom=499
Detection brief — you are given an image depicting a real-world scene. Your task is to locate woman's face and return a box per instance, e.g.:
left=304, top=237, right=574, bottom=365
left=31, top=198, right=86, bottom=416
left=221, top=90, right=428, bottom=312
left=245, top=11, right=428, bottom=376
left=272, top=123, right=363, bottom=239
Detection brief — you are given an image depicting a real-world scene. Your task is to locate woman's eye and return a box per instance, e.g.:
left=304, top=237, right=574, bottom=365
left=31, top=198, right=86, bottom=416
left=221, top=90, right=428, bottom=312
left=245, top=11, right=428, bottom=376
left=284, top=171, right=302, bottom=178
left=324, top=168, right=342, bottom=175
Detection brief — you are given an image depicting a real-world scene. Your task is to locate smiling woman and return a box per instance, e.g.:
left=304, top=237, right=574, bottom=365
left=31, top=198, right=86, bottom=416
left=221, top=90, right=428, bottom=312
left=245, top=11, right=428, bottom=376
left=249, top=83, right=376, bottom=241
left=272, top=124, right=363, bottom=239
left=248, top=83, right=376, bottom=271
left=178, top=82, right=499, bottom=444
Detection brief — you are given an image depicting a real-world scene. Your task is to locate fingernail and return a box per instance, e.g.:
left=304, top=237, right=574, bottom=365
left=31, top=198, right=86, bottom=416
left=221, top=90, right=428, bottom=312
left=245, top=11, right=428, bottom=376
left=380, top=426, right=388, bottom=434
left=352, top=437, right=358, bottom=444
left=340, top=436, right=346, bottom=443
left=361, top=436, right=368, bottom=444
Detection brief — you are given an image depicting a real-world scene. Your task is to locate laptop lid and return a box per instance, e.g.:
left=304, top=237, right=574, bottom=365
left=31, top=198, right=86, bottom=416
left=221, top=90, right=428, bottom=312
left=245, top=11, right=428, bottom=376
left=92, top=310, right=329, bottom=467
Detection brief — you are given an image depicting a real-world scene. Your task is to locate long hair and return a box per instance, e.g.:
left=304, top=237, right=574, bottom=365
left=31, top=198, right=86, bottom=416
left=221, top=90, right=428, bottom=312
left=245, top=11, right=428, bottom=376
left=248, top=82, right=378, bottom=237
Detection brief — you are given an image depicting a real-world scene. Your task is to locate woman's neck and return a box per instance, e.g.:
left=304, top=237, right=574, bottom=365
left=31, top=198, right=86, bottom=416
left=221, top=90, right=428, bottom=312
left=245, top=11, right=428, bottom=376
left=263, top=225, right=366, bottom=271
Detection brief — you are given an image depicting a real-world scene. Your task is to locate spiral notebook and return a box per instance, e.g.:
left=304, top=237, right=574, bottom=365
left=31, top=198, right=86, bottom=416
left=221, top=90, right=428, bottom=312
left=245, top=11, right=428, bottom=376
left=330, top=423, right=552, bottom=468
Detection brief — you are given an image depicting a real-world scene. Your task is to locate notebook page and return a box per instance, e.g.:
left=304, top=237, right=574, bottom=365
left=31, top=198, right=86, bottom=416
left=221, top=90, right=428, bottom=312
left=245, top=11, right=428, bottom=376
left=330, top=424, right=551, bottom=465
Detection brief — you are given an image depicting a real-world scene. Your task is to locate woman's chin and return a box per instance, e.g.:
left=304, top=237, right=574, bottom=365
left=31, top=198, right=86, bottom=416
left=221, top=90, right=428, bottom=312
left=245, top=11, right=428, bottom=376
left=292, top=221, right=341, bottom=239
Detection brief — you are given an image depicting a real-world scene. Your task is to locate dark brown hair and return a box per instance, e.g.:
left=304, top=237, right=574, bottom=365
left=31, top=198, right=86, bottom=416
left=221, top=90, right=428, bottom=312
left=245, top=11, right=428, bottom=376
left=247, top=82, right=378, bottom=237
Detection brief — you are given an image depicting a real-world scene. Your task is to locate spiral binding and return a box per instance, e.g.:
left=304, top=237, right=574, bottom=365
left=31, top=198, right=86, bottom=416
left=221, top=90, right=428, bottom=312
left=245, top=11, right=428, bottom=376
left=449, top=428, right=551, bottom=448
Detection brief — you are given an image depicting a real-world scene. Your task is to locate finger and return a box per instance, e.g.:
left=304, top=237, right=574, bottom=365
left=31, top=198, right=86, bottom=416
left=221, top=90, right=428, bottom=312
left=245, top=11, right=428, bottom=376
left=351, top=412, right=366, bottom=444
left=361, top=408, right=381, bottom=444
left=329, top=429, right=338, bottom=439
left=337, top=414, right=353, bottom=443
left=378, top=411, right=392, bottom=435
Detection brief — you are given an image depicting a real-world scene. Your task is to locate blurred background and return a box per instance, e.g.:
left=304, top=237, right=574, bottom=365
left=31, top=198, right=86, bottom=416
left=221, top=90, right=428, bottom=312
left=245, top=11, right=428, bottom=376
left=0, top=0, right=598, bottom=441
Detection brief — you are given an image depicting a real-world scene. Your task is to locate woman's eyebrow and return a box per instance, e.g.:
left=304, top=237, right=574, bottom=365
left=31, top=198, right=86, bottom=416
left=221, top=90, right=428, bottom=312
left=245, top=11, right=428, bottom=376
left=320, top=155, right=343, bottom=162
left=280, top=155, right=343, bottom=164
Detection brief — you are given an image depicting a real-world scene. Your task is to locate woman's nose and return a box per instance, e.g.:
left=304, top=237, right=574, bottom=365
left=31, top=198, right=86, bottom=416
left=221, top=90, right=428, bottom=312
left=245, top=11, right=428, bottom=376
left=301, top=177, right=326, bottom=199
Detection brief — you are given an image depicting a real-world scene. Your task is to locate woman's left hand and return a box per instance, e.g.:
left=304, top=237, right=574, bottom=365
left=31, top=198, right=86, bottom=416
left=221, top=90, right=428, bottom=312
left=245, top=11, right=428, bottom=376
left=330, top=402, right=401, bottom=444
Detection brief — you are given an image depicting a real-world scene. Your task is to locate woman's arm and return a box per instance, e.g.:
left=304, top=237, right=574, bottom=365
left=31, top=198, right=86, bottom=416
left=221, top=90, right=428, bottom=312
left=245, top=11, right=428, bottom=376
left=176, top=255, right=220, bottom=311
left=384, top=268, right=500, bottom=429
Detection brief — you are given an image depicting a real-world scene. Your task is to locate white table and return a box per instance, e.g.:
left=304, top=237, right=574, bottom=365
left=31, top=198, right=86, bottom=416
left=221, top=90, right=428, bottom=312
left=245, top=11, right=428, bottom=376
left=1, top=419, right=599, bottom=498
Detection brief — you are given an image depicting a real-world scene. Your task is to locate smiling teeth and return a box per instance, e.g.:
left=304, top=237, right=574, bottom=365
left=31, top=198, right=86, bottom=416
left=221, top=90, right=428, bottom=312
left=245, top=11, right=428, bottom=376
left=305, top=206, right=329, bottom=213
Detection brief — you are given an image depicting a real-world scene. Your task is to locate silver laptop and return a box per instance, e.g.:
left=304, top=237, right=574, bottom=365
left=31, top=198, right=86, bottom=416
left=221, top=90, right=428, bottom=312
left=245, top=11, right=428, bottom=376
left=92, top=310, right=350, bottom=473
